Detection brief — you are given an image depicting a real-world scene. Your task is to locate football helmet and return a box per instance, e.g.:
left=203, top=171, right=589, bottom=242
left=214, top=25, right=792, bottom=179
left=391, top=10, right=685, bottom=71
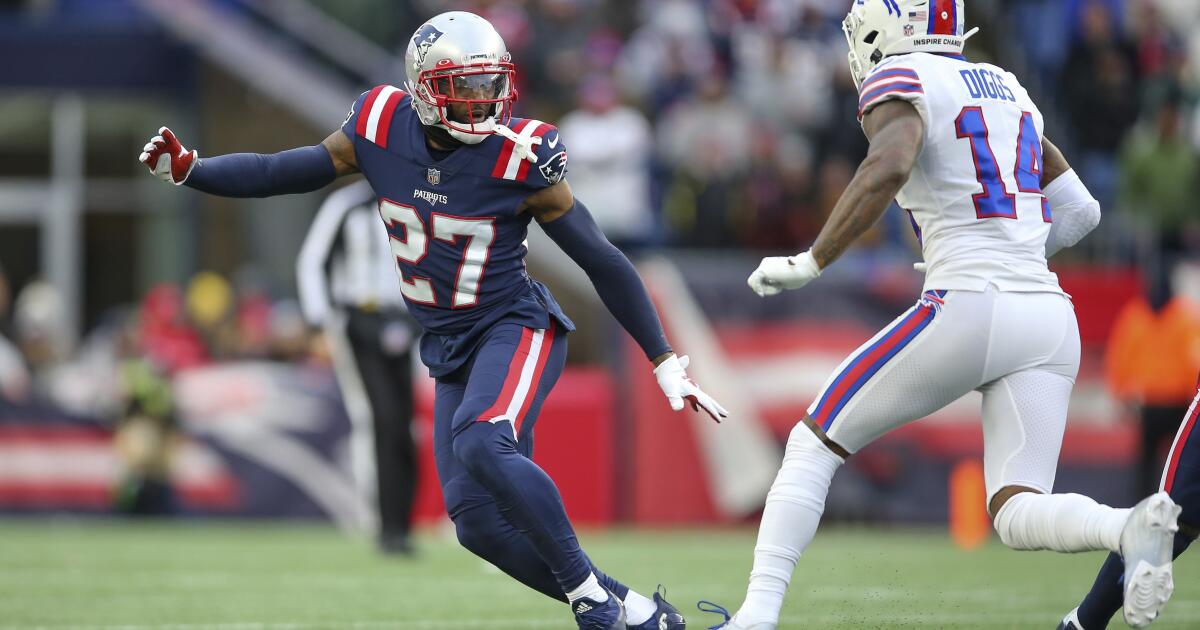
left=404, top=11, right=517, bottom=144
left=843, top=0, right=979, bottom=88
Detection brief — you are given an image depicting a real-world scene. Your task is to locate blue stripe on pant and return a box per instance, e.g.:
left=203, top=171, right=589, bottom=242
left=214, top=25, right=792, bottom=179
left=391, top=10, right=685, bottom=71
left=811, top=301, right=938, bottom=431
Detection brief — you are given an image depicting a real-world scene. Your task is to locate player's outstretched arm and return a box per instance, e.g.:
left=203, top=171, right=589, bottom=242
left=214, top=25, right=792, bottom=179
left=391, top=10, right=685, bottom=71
left=748, top=99, right=923, bottom=297
left=138, top=126, right=357, bottom=198
left=1040, top=137, right=1101, bottom=257
left=524, top=181, right=728, bottom=422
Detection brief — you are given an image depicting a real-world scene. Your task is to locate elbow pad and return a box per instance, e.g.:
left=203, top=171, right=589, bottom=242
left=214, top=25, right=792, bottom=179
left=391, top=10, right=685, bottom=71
left=1044, top=169, right=1101, bottom=257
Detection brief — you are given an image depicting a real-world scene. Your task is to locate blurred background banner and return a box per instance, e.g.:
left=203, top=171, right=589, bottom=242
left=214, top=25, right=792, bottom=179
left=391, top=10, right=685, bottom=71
left=0, top=0, right=1198, bottom=531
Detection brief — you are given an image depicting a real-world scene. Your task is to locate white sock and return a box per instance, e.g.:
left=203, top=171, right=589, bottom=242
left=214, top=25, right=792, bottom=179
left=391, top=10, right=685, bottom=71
left=565, top=572, right=608, bottom=604
left=735, top=424, right=843, bottom=627
left=622, top=589, right=656, bottom=626
left=994, top=492, right=1130, bottom=553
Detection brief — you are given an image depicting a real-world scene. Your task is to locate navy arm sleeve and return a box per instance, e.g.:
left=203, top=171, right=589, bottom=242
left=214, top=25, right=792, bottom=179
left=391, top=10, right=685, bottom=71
left=539, top=199, right=671, bottom=361
left=183, top=145, right=337, bottom=198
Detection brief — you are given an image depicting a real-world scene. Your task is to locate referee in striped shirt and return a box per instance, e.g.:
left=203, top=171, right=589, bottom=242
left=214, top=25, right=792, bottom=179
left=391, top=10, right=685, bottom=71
left=298, top=180, right=417, bottom=554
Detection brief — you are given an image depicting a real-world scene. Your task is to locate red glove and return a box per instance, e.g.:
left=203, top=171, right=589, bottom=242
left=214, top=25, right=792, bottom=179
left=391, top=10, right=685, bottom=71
left=139, top=126, right=197, bottom=185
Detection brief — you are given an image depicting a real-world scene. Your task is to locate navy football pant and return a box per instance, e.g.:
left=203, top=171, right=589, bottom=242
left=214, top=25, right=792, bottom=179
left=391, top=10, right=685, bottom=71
left=1076, top=390, right=1200, bottom=629
left=433, top=322, right=629, bottom=601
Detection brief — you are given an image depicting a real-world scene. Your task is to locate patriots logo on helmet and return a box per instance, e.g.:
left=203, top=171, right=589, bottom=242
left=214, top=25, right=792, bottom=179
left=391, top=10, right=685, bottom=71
left=412, top=23, right=445, bottom=68
left=539, top=149, right=568, bottom=185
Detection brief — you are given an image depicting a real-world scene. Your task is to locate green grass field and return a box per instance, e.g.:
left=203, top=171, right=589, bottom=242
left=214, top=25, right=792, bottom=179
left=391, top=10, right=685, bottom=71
left=1, top=520, right=1196, bottom=629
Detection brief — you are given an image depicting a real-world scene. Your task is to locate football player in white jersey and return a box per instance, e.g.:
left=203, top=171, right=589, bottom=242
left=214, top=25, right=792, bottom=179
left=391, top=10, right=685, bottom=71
left=701, top=1, right=1182, bottom=629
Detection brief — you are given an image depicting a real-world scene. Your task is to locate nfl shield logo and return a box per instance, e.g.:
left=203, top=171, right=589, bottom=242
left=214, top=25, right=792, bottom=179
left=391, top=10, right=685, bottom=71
left=426, top=168, right=441, bottom=185
left=903, top=24, right=915, bottom=36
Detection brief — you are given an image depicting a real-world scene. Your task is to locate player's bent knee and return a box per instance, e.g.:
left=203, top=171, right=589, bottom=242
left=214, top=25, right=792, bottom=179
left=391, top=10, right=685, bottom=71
left=451, top=422, right=498, bottom=470
left=451, top=509, right=493, bottom=557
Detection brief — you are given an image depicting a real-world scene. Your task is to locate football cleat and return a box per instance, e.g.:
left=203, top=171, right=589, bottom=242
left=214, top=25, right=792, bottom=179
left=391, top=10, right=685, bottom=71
left=627, top=587, right=686, bottom=630
left=1120, top=491, right=1181, bottom=628
left=696, top=601, right=773, bottom=630
left=1055, top=607, right=1084, bottom=630
left=574, top=588, right=626, bottom=630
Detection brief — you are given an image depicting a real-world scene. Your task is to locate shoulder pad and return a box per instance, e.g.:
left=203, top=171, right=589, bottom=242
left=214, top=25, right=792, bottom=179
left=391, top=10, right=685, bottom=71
left=858, top=61, right=924, bottom=121
left=353, top=85, right=409, bottom=149
left=490, top=118, right=562, bottom=185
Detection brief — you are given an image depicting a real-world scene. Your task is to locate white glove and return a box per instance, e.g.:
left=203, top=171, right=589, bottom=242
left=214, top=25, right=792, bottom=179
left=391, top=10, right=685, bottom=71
left=913, top=262, right=928, bottom=273
left=747, top=250, right=821, bottom=297
left=653, top=354, right=728, bottom=423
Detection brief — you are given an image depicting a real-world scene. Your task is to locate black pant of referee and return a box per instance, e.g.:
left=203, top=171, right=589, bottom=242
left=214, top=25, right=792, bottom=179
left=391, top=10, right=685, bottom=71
left=340, top=307, right=417, bottom=554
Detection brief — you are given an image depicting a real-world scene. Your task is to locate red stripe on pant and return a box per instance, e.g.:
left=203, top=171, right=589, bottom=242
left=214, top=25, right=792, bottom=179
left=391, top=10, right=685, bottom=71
left=813, top=304, right=934, bottom=426
left=513, top=324, right=556, bottom=436
left=479, top=327, right=536, bottom=422
left=1163, top=389, right=1200, bottom=493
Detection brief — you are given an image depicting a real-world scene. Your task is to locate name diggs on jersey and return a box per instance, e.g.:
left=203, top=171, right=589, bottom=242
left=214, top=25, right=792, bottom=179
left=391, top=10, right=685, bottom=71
left=959, top=68, right=1016, bottom=103
left=414, top=189, right=448, bottom=206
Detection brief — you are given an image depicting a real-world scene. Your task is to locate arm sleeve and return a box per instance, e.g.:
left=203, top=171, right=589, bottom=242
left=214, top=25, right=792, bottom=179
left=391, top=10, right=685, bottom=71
left=539, top=199, right=671, bottom=360
left=183, top=144, right=337, bottom=198
left=1044, top=169, right=1101, bottom=257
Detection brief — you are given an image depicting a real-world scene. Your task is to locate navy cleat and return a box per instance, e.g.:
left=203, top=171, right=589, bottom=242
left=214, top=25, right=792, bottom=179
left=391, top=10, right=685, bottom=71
left=574, top=588, right=626, bottom=630
left=627, top=586, right=686, bottom=629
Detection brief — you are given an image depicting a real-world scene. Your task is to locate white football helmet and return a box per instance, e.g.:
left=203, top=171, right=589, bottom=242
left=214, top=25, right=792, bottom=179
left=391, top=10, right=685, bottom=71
left=404, top=11, right=517, bottom=144
left=843, top=0, right=979, bottom=88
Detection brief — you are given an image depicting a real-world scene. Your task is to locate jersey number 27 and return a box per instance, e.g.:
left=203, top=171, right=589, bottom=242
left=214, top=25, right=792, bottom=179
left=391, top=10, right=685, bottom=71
left=955, top=106, right=1051, bottom=223
left=379, top=199, right=495, bottom=308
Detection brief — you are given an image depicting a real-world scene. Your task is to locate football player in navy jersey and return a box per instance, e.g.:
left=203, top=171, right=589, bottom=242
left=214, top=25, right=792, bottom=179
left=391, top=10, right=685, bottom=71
left=1058, top=376, right=1200, bottom=630
left=139, top=11, right=721, bottom=630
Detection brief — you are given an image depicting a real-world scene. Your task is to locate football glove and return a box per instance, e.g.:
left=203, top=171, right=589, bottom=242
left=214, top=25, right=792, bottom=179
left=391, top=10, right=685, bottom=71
left=653, top=354, right=728, bottom=423
left=748, top=250, right=821, bottom=297
left=139, top=126, right=197, bottom=185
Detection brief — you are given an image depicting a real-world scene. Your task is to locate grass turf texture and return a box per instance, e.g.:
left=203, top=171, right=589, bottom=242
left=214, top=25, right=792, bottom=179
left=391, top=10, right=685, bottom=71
left=0, top=520, right=1196, bottom=629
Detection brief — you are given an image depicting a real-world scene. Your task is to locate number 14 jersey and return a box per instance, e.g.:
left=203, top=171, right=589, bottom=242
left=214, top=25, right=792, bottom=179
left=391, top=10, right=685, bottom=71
left=858, top=53, right=1062, bottom=295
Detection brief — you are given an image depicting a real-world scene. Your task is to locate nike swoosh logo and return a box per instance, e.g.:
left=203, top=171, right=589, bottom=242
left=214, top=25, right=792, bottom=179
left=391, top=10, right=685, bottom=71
left=546, top=134, right=559, bottom=149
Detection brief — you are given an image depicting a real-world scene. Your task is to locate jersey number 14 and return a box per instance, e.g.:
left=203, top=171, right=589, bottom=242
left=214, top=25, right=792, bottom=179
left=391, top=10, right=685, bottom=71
left=955, top=106, right=1051, bottom=223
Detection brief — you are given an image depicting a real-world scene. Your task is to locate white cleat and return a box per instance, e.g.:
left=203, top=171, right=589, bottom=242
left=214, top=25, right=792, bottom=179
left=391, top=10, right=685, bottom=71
left=1056, top=607, right=1084, bottom=630
left=696, top=602, right=775, bottom=630
left=1119, top=491, right=1181, bottom=628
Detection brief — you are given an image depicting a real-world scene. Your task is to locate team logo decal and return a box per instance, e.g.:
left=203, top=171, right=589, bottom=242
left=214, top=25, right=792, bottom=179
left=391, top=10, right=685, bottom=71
left=427, top=168, right=441, bottom=185
left=539, top=150, right=568, bottom=185
left=411, top=23, right=445, bottom=69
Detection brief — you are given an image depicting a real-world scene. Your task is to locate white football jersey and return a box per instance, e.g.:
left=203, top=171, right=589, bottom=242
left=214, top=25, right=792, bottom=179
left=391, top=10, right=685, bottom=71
left=858, top=53, right=1061, bottom=294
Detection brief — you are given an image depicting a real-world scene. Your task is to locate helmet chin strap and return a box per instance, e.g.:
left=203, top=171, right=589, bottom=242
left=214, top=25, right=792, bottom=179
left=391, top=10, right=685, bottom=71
left=492, top=123, right=541, bottom=165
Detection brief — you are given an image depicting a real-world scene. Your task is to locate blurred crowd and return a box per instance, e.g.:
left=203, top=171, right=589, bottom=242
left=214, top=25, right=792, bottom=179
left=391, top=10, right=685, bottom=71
left=3, top=0, right=1200, bottom=413
left=347, top=0, right=1200, bottom=262
left=0, top=262, right=322, bottom=412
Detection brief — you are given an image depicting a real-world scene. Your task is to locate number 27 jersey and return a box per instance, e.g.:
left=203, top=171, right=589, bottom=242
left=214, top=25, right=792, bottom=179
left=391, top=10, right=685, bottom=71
left=340, top=85, right=575, bottom=376
left=858, top=53, right=1061, bottom=294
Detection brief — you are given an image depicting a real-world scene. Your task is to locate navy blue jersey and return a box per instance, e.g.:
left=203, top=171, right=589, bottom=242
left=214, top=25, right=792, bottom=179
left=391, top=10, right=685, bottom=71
left=341, top=85, right=575, bottom=376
